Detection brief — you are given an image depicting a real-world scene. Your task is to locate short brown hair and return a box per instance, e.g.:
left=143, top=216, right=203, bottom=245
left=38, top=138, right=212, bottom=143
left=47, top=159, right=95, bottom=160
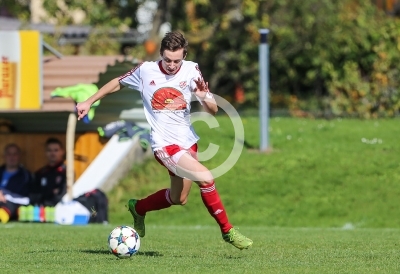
left=160, top=31, right=188, bottom=56
left=3, top=143, right=20, bottom=154
left=45, top=137, right=63, bottom=148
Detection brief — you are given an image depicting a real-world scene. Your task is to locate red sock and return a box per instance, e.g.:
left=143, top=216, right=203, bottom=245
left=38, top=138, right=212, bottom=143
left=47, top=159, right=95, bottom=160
left=199, top=182, right=233, bottom=234
left=135, top=188, right=173, bottom=216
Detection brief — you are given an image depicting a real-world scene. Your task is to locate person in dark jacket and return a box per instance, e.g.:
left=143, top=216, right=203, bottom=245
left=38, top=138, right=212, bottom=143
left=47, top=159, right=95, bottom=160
left=0, top=143, right=33, bottom=223
left=30, top=138, right=67, bottom=207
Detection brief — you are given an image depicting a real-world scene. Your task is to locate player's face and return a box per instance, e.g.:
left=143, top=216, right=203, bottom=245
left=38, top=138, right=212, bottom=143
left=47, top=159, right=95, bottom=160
left=3, top=147, right=20, bottom=169
left=161, top=48, right=185, bottom=75
left=46, top=143, right=64, bottom=166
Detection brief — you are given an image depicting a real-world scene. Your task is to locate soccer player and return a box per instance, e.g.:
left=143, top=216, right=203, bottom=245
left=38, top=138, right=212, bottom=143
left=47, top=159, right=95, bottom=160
left=76, top=31, right=252, bottom=249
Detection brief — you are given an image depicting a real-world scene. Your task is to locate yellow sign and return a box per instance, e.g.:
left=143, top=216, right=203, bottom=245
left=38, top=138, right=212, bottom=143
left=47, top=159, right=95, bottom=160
left=0, top=31, right=42, bottom=110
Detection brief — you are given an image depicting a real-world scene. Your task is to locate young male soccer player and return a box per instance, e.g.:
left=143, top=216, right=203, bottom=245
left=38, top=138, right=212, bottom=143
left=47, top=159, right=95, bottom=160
left=76, top=31, right=252, bottom=249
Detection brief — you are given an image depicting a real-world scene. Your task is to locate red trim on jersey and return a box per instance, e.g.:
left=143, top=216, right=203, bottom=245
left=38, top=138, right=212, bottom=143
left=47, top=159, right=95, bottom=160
left=154, top=144, right=198, bottom=176
left=158, top=60, right=182, bottom=75
left=195, top=65, right=204, bottom=78
left=119, top=62, right=143, bottom=80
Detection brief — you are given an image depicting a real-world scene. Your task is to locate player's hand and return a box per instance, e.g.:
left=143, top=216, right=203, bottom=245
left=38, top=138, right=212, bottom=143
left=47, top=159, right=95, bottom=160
left=0, top=190, right=6, bottom=203
left=193, top=77, right=209, bottom=99
left=76, top=101, right=92, bottom=121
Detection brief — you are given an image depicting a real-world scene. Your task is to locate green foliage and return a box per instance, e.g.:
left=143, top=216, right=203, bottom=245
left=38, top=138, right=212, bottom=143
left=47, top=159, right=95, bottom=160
left=267, top=0, right=400, bottom=117
left=39, top=0, right=144, bottom=55
left=169, top=0, right=263, bottom=106
left=79, top=28, right=122, bottom=55
left=5, top=0, right=400, bottom=117
left=41, top=0, right=135, bottom=27
left=1, top=0, right=31, bottom=21
left=169, top=0, right=400, bottom=117
left=324, top=2, right=400, bottom=118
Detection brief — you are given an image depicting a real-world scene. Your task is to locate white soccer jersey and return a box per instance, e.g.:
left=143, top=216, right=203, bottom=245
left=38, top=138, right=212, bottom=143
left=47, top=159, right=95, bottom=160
left=119, top=60, right=205, bottom=151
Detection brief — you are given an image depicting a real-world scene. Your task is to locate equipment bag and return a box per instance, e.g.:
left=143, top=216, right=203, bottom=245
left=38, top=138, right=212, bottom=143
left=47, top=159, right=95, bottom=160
left=73, top=189, right=108, bottom=224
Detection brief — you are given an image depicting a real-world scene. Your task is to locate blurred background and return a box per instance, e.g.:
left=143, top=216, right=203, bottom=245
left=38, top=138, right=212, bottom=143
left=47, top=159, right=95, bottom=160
left=1, top=0, right=400, bottom=228
left=2, top=0, right=400, bottom=118
left=2, top=3, right=400, bottom=271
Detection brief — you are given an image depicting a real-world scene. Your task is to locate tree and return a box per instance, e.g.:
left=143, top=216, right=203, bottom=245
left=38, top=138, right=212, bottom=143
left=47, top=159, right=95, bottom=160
left=6, top=0, right=400, bottom=117
left=169, top=0, right=400, bottom=117
left=169, top=0, right=265, bottom=106
left=1, top=0, right=31, bottom=20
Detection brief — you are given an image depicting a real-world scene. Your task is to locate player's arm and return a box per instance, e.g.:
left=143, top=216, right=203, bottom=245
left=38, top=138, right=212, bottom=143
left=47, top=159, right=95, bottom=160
left=0, top=190, right=6, bottom=203
left=194, top=77, right=218, bottom=116
left=76, top=78, right=123, bottom=120
left=86, top=78, right=123, bottom=105
left=199, top=92, right=218, bottom=116
left=77, top=63, right=142, bottom=121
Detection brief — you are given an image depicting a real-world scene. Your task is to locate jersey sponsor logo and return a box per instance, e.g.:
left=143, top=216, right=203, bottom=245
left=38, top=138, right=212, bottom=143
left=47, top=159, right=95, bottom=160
left=179, top=81, right=187, bottom=89
left=150, top=80, right=156, bottom=86
left=151, top=87, right=187, bottom=111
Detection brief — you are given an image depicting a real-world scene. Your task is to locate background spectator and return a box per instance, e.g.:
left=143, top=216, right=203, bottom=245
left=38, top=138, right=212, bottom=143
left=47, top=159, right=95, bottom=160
left=30, top=138, right=67, bottom=207
left=0, top=143, right=32, bottom=223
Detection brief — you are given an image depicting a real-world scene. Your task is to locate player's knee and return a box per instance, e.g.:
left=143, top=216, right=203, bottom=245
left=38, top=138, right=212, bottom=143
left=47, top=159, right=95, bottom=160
left=171, top=196, right=188, bottom=206
left=197, top=180, right=214, bottom=187
left=179, top=197, right=188, bottom=206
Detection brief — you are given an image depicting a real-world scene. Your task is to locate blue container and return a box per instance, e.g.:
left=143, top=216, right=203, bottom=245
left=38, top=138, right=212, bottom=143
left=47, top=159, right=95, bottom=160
left=73, top=215, right=89, bottom=225
left=33, top=206, right=40, bottom=222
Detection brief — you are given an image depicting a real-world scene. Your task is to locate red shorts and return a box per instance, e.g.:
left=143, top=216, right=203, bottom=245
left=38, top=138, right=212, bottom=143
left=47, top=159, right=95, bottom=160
left=154, top=144, right=198, bottom=176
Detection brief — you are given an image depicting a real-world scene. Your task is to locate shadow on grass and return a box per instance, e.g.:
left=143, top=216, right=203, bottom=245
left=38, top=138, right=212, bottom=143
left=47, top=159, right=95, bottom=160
left=81, top=250, right=163, bottom=257
left=172, top=254, right=243, bottom=259
left=235, top=137, right=258, bottom=150
left=81, top=249, right=110, bottom=255
left=137, top=251, right=163, bottom=257
left=224, top=255, right=242, bottom=259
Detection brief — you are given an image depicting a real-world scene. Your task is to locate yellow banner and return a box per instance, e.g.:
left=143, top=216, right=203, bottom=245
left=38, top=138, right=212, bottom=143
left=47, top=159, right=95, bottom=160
left=0, top=31, right=42, bottom=110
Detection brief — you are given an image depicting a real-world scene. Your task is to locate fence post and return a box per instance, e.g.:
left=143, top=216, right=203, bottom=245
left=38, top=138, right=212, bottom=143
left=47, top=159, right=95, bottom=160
left=259, top=29, right=270, bottom=151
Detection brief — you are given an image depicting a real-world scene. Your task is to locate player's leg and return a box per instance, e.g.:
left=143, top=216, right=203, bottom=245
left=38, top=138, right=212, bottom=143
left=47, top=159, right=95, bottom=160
left=176, top=152, right=231, bottom=231
left=129, top=174, right=191, bottom=217
left=176, top=153, right=253, bottom=250
left=127, top=146, right=182, bottom=237
left=169, top=175, right=193, bottom=205
left=127, top=179, right=174, bottom=237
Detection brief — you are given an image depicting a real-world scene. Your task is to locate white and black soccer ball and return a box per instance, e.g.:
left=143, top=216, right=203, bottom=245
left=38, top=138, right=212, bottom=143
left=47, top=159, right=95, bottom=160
left=108, top=225, right=141, bottom=258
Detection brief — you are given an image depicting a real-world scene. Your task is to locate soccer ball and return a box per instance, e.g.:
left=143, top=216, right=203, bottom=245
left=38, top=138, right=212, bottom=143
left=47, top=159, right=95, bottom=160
left=108, top=225, right=140, bottom=258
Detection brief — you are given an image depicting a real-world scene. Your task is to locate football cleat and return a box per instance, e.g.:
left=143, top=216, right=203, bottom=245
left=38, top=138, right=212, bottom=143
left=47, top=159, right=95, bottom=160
left=127, top=199, right=146, bottom=237
left=222, top=228, right=253, bottom=250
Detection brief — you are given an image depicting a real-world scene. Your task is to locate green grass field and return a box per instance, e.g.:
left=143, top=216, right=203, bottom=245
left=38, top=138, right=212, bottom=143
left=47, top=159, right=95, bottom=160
left=1, top=223, right=400, bottom=273
left=2, top=117, right=400, bottom=273
left=109, top=117, right=400, bottom=228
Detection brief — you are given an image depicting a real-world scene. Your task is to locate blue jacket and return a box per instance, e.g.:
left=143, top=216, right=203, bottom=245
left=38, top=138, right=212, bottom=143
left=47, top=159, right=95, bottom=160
left=0, top=165, right=33, bottom=197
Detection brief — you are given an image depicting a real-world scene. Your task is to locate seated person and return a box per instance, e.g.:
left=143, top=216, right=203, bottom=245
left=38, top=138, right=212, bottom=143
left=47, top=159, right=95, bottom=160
left=0, top=143, right=33, bottom=223
left=30, top=138, right=67, bottom=207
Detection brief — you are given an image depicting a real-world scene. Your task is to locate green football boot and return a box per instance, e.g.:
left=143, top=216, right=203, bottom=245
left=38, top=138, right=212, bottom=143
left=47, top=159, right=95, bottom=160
left=222, top=228, right=253, bottom=250
left=127, top=199, right=146, bottom=237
